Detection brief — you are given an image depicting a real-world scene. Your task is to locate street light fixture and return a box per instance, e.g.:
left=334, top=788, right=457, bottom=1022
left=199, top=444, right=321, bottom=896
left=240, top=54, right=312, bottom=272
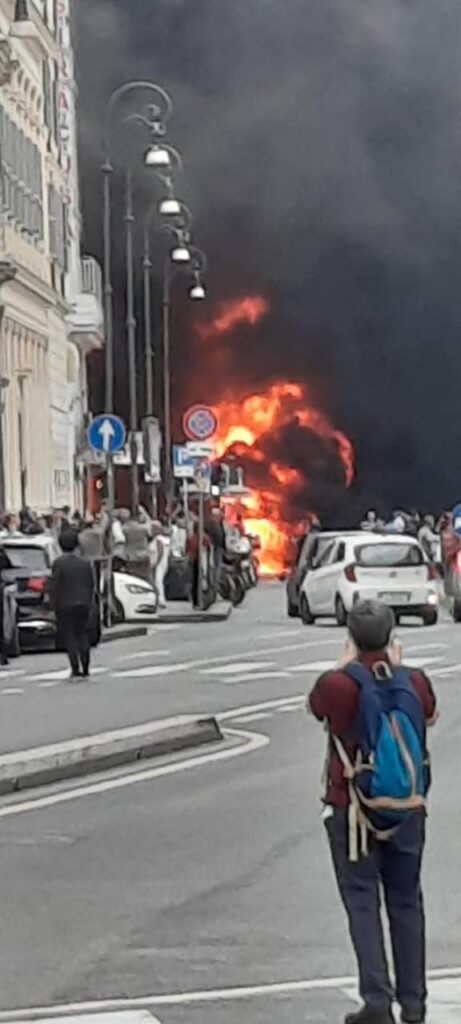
left=159, top=196, right=182, bottom=216
left=190, top=281, right=206, bottom=301
left=171, top=244, right=191, bottom=264
left=144, top=145, right=171, bottom=168
left=102, top=80, right=173, bottom=516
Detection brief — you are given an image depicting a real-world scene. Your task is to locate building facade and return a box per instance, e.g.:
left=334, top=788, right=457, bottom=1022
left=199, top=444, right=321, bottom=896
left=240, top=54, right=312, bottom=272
left=0, top=0, right=103, bottom=513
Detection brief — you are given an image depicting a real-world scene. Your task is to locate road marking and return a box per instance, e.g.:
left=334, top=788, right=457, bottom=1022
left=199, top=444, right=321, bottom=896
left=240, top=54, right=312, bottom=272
left=432, top=663, right=461, bottom=677
left=405, top=643, right=447, bottom=653
left=0, top=727, right=269, bottom=819
left=5, top=1015, right=159, bottom=1024
left=119, top=650, right=171, bottom=662
left=38, top=682, right=62, bottom=690
left=0, top=688, right=24, bottom=696
left=116, top=639, right=341, bottom=679
left=0, top=669, right=24, bottom=679
left=228, top=671, right=292, bottom=683
left=232, top=712, right=275, bottom=723
left=1, top=968, right=459, bottom=1017
left=218, top=694, right=304, bottom=721
left=27, top=667, right=108, bottom=684
left=201, top=662, right=275, bottom=676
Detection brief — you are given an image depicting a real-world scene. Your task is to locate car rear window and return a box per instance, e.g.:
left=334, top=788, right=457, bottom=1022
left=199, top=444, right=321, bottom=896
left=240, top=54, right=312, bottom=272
left=355, top=543, right=424, bottom=568
left=1, top=546, right=48, bottom=571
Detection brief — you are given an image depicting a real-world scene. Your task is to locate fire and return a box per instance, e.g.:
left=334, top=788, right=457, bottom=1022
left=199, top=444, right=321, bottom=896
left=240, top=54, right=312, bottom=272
left=212, top=381, right=355, bottom=575
left=190, top=293, right=355, bottom=576
left=198, top=295, right=269, bottom=340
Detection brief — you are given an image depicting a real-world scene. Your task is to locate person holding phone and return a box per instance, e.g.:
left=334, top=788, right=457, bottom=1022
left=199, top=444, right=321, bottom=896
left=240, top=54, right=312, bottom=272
left=308, top=600, right=437, bottom=1024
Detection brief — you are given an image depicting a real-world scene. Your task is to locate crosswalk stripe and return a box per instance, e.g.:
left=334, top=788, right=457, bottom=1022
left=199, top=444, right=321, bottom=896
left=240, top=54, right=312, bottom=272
left=9, top=1014, right=160, bottom=1023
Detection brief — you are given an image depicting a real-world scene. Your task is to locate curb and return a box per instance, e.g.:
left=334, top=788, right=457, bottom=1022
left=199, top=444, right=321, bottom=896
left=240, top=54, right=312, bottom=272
left=157, top=604, right=232, bottom=625
left=101, top=625, right=148, bottom=643
left=0, top=716, right=223, bottom=795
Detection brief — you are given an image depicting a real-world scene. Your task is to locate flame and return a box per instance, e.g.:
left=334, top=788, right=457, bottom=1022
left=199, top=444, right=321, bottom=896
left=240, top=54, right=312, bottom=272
left=198, top=295, right=269, bottom=340
left=190, top=292, right=355, bottom=576
left=212, top=381, right=355, bottom=575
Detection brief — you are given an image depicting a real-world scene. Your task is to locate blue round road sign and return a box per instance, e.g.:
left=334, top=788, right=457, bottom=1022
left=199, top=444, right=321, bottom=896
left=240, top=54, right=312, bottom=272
left=453, top=503, right=461, bottom=538
left=88, top=414, right=126, bottom=455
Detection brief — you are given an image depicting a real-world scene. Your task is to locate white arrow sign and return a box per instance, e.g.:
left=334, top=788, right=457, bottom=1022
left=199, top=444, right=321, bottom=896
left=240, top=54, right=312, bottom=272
left=99, top=418, right=115, bottom=453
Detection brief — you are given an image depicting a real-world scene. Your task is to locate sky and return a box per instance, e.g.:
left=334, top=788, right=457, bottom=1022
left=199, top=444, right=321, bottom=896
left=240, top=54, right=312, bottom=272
left=75, top=0, right=461, bottom=517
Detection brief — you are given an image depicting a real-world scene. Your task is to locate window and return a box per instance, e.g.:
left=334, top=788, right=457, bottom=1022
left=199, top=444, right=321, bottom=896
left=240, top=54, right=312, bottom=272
left=0, top=106, right=44, bottom=240
left=48, top=185, right=67, bottom=269
left=355, top=543, right=424, bottom=568
left=315, top=543, right=336, bottom=569
left=1, top=546, right=48, bottom=571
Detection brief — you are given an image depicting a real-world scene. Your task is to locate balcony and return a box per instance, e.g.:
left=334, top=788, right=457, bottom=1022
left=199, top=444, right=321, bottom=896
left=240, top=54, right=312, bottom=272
left=67, top=257, right=105, bottom=352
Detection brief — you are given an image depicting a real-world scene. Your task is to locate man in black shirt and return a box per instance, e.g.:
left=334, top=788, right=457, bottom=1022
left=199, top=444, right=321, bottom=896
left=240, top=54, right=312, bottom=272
left=51, top=530, right=95, bottom=679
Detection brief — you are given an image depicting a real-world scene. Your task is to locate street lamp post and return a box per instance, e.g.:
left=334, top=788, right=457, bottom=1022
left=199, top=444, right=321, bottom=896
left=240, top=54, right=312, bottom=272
left=162, top=243, right=207, bottom=515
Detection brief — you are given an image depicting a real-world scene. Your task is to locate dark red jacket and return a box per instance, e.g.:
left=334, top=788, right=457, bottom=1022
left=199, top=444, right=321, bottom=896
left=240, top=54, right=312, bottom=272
left=309, top=651, right=437, bottom=807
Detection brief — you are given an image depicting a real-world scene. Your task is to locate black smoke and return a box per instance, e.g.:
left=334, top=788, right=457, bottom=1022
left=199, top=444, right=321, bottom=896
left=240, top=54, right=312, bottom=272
left=75, top=0, right=461, bottom=522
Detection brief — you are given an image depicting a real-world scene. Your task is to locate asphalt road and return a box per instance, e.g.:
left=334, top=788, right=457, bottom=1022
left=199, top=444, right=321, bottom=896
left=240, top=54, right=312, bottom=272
left=0, top=585, right=461, bottom=1022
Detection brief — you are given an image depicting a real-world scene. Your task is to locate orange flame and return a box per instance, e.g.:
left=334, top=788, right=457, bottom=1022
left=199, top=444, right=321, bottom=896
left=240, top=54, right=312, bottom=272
left=191, top=293, right=355, bottom=576
left=212, top=381, right=355, bottom=575
left=198, top=295, right=269, bottom=340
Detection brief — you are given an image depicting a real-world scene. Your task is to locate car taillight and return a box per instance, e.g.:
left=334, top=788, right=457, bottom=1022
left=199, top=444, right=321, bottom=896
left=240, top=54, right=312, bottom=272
left=427, top=563, right=439, bottom=581
left=344, top=564, right=357, bottom=583
left=27, top=577, right=47, bottom=593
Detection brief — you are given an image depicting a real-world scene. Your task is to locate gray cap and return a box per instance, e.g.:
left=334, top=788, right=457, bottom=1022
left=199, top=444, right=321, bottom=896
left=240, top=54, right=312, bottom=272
left=348, top=600, right=395, bottom=652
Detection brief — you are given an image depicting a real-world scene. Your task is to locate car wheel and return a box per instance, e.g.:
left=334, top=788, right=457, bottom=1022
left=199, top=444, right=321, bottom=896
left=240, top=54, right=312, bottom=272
left=111, top=598, right=125, bottom=625
left=287, top=600, right=299, bottom=619
left=422, top=609, right=438, bottom=626
left=300, top=593, right=315, bottom=625
left=335, top=595, right=348, bottom=627
left=453, top=600, right=461, bottom=623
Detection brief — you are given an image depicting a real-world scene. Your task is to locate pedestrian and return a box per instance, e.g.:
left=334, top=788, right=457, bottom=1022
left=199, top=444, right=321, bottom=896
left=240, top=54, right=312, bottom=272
left=121, top=509, right=151, bottom=582
left=50, top=528, right=96, bottom=680
left=418, top=515, right=438, bottom=562
left=360, top=509, right=378, bottom=532
left=206, top=506, right=227, bottom=592
left=149, top=520, right=171, bottom=609
left=308, top=600, right=437, bottom=1024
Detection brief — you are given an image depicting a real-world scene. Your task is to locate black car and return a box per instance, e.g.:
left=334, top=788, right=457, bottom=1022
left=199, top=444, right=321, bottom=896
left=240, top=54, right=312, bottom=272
left=0, top=536, right=100, bottom=651
left=286, top=530, right=363, bottom=618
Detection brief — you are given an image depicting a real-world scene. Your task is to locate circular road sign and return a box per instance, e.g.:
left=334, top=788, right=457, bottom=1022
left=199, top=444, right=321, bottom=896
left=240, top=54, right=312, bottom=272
left=183, top=404, right=218, bottom=442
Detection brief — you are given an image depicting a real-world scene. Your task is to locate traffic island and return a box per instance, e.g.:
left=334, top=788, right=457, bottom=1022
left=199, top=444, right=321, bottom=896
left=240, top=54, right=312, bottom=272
left=0, top=715, right=223, bottom=795
left=101, top=624, right=149, bottom=643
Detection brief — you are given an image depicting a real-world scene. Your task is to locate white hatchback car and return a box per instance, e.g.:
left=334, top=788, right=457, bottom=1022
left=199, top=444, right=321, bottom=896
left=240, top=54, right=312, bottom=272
left=299, top=533, right=440, bottom=627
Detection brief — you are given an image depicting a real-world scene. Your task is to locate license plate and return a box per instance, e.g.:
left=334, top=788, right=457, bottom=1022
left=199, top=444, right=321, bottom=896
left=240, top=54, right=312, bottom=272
left=378, top=592, right=411, bottom=604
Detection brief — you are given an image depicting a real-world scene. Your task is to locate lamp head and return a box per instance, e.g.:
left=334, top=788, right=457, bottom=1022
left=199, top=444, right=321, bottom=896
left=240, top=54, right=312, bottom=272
left=144, top=145, right=171, bottom=169
left=171, top=245, right=191, bottom=264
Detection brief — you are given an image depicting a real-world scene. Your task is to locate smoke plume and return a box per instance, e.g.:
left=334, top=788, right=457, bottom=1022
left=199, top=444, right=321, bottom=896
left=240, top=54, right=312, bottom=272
left=75, top=0, right=461, bottom=521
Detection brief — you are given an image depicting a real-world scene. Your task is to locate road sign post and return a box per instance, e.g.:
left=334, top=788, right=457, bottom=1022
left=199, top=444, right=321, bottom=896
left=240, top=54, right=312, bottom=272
left=87, top=415, right=126, bottom=629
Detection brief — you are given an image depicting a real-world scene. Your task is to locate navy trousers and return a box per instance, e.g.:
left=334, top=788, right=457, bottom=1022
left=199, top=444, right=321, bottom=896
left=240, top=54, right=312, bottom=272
left=325, top=808, right=426, bottom=1015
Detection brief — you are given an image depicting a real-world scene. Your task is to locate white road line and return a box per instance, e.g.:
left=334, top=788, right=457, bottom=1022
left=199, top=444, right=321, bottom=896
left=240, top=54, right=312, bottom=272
left=1, top=968, right=459, bottom=1017
left=232, top=712, right=275, bottom=723
left=201, top=662, right=275, bottom=676
left=0, top=727, right=269, bottom=819
left=218, top=694, right=304, bottom=721
left=0, top=669, right=24, bottom=679
left=227, top=671, right=292, bottom=683
left=116, top=639, right=341, bottom=679
left=405, top=643, right=447, bottom=653
left=0, top=688, right=24, bottom=696
left=38, top=682, right=62, bottom=690
left=27, top=667, right=108, bottom=684
left=119, top=650, right=171, bottom=662
left=432, top=663, right=461, bottom=677
left=5, top=1015, right=159, bottom=1024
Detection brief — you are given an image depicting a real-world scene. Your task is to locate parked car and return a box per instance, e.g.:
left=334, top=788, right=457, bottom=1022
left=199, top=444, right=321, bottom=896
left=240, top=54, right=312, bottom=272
left=110, top=571, right=158, bottom=623
left=299, top=533, right=440, bottom=627
left=286, top=530, right=363, bottom=618
left=0, top=548, right=20, bottom=657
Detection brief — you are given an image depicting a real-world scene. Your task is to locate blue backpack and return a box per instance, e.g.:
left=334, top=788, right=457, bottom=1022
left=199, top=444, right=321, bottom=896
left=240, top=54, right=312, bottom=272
left=335, top=662, right=429, bottom=833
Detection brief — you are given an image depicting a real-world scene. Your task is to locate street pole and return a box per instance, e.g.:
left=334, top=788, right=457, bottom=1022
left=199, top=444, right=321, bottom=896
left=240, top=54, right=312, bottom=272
left=198, top=489, right=204, bottom=611
left=125, top=169, right=139, bottom=514
left=163, top=256, right=173, bottom=517
left=143, top=227, right=156, bottom=514
left=102, top=161, right=114, bottom=413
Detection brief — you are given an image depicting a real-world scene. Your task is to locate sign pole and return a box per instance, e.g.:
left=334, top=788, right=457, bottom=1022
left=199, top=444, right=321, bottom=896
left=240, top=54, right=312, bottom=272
left=183, top=476, right=190, bottom=534
left=198, top=489, right=204, bottom=612
left=106, top=453, right=115, bottom=629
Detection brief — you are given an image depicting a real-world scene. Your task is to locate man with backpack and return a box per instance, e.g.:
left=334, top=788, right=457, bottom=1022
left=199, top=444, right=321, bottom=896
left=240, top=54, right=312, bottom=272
left=309, top=600, right=437, bottom=1024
